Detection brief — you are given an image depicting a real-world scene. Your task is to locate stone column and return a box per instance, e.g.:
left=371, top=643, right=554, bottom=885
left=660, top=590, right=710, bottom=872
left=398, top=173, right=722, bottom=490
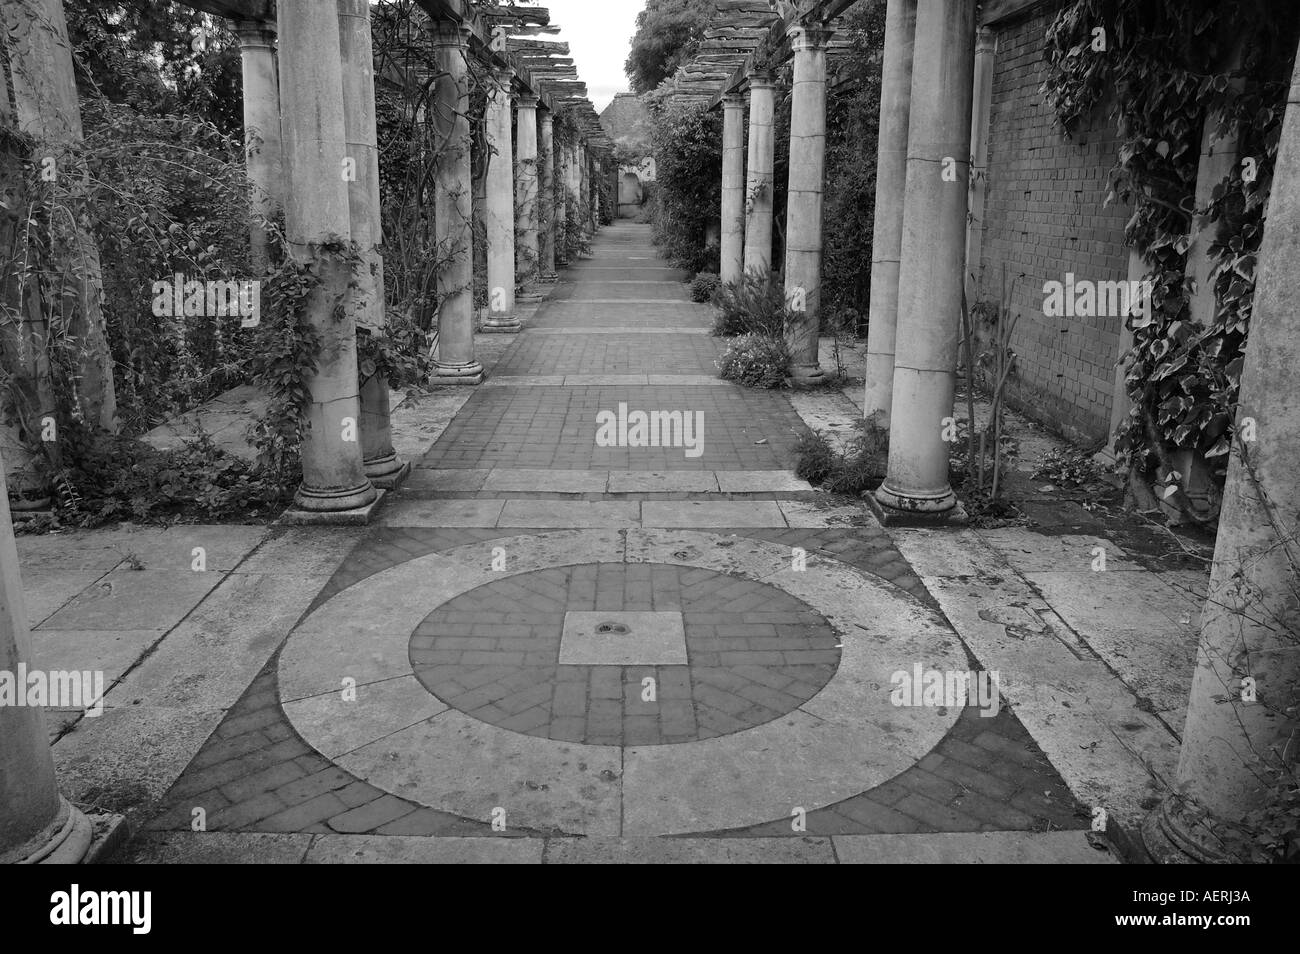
left=235, top=20, right=284, bottom=273
left=783, top=27, right=831, bottom=388
left=1144, top=39, right=1300, bottom=863
left=873, top=0, right=975, bottom=519
left=720, top=92, right=747, bottom=284
left=578, top=140, right=591, bottom=242
left=3, top=0, right=117, bottom=433
left=538, top=109, right=557, bottom=279
left=1102, top=245, right=1145, bottom=461
left=743, top=74, right=776, bottom=276
left=516, top=94, right=540, bottom=285
left=0, top=453, right=92, bottom=863
left=863, top=0, right=917, bottom=426
left=483, top=68, right=520, bottom=332
left=279, top=0, right=376, bottom=512
left=554, top=132, right=570, bottom=267
left=429, top=23, right=483, bottom=383
left=965, top=25, right=995, bottom=304
left=338, top=0, right=404, bottom=487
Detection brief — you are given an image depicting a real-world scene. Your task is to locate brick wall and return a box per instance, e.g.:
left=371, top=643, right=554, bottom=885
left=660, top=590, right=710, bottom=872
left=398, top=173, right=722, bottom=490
left=975, top=1, right=1132, bottom=445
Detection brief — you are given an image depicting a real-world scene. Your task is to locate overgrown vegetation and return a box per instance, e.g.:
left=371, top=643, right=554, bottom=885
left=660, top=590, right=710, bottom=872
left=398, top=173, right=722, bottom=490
left=688, top=271, right=719, bottom=302
left=644, top=97, right=721, bottom=272
left=1043, top=0, right=1300, bottom=519
left=711, top=269, right=787, bottom=337
left=715, top=332, right=789, bottom=388
left=625, top=0, right=713, bottom=95
left=794, top=418, right=889, bottom=495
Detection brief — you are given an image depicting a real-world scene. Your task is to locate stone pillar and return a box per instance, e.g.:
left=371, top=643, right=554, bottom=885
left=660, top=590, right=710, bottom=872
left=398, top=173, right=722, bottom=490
left=783, top=27, right=831, bottom=388
left=578, top=140, right=591, bottom=242
left=873, top=0, right=975, bottom=519
left=3, top=0, right=118, bottom=433
left=278, top=0, right=376, bottom=512
left=0, top=449, right=92, bottom=862
left=429, top=23, right=483, bottom=383
left=1144, top=40, right=1300, bottom=863
left=538, top=109, right=557, bottom=279
left=516, top=94, right=540, bottom=285
left=743, top=74, right=776, bottom=276
left=863, top=0, right=917, bottom=426
left=235, top=20, right=284, bottom=273
left=338, top=0, right=404, bottom=487
left=554, top=132, right=570, bottom=267
left=965, top=25, right=995, bottom=305
left=483, top=68, right=520, bottom=332
left=720, top=93, right=747, bottom=284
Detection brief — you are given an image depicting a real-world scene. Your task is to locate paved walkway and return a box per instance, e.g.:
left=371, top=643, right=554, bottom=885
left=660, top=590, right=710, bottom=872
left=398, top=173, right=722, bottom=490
left=26, top=222, right=1212, bottom=862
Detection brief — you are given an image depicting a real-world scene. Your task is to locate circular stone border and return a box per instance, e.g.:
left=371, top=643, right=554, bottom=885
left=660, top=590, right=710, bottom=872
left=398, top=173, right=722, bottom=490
left=276, top=529, right=967, bottom=836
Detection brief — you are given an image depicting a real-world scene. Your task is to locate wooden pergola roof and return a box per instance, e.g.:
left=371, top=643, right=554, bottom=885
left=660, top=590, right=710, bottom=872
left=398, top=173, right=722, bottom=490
left=181, top=0, right=610, bottom=152
left=659, top=0, right=864, bottom=108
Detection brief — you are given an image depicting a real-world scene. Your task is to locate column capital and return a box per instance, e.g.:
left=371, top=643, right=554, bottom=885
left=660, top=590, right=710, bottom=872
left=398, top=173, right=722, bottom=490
left=431, top=20, right=472, bottom=50
left=748, top=72, right=776, bottom=91
left=539, top=108, right=554, bottom=127
left=789, top=25, right=833, bottom=52
left=517, top=92, right=540, bottom=110
left=234, top=19, right=276, bottom=50
left=722, top=91, right=746, bottom=108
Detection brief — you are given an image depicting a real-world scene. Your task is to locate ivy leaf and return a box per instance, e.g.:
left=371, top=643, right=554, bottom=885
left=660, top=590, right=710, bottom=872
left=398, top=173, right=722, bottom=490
left=1204, top=436, right=1231, bottom=458
left=1155, top=140, right=1171, bottom=158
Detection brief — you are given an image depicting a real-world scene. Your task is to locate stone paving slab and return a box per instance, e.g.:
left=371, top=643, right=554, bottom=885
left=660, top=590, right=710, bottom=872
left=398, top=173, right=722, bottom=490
left=39, top=568, right=223, bottom=631
left=832, top=831, right=1115, bottom=864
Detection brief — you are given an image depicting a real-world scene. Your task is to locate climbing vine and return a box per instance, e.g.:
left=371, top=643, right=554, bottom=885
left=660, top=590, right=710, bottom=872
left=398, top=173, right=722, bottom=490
left=1042, top=0, right=1300, bottom=509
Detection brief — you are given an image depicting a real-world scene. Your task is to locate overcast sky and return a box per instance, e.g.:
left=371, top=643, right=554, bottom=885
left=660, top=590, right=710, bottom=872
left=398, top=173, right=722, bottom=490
left=537, top=0, right=643, bottom=112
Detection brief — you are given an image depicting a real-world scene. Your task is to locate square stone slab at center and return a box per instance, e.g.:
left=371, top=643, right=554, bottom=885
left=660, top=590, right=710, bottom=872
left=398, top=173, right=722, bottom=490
left=559, top=611, right=688, bottom=666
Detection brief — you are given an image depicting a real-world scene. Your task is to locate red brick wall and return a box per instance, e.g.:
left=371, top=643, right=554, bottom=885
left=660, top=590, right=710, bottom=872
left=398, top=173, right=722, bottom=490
left=975, top=2, right=1132, bottom=444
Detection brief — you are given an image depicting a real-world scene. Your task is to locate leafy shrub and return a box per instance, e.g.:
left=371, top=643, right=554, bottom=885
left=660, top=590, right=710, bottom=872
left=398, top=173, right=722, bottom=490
left=794, top=418, right=889, bottom=495
left=713, top=268, right=788, bottom=337
left=716, top=333, right=789, bottom=389
left=689, top=272, right=720, bottom=303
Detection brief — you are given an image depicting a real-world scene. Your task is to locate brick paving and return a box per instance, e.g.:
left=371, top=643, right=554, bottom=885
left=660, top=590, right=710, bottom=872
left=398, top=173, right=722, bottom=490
left=138, top=222, right=1089, bottom=843
left=409, top=563, right=839, bottom=745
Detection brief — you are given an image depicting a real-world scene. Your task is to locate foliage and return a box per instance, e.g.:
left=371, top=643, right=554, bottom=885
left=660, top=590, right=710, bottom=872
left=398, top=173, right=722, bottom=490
left=821, top=0, right=887, bottom=333
left=1031, top=448, right=1105, bottom=488
left=43, top=424, right=288, bottom=529
left=794, top=418, right=888, bottom=495
left=1042, top=0, right=1300, bottom=503
left=715, top=332, right=789, bottom=389
left=64, top=1, right=244, bottom=137
left=625, top=0, right=714, bottom=95
left=712, top=268, right=788, bottom=337
left=689, top=271, right=720, bottom=303
left=646, top=99, right=721, bottom=272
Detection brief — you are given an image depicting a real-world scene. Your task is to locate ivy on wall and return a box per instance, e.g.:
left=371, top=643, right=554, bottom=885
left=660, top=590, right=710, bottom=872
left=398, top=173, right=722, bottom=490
left=1042, top=0, right=1300, bottom=504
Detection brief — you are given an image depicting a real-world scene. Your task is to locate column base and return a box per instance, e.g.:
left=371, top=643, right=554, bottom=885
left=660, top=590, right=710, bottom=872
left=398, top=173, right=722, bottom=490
left=281, top=488, right=386, bottom=526
left=868, top=481, right=967, bottom=526
left=788, top=363, right=830, bottom=389
left=363, top=452, right=410, bottom=490
left=539, top=271, right=558, bottom=284
left=430, top=361, right=484, bottom=385
left=480, top=315, right=522, bottom=333
left=7, top=797, right=98, bottom=864
left=291, top=479, right=378, bottom=513
left=1140, top=795, right=1253, bottom=864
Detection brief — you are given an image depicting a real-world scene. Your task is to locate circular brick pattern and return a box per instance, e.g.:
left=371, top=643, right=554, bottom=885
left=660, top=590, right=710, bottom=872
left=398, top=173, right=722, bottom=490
left=409, top=562, right=841, bottom=745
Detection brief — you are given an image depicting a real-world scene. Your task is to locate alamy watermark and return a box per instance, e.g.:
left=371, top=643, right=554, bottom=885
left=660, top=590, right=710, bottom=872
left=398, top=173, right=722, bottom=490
left=151, top=273, right=260, bottom=327
left=1042, top=273, right=1153, bottom=319
left=595, top=402, right=704, bottom=458
left=0, top=665, right=104, bottom=716
left=890, top=664, right=1001, bottom=717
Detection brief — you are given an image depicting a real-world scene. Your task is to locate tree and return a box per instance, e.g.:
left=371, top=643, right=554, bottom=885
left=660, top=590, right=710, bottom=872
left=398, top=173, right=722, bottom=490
left=625, top=0, right=713, bottom=95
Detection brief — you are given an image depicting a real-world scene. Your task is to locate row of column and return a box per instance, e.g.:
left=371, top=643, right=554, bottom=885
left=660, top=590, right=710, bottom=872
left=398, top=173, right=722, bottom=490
left=861, top=0, right=1300, bottom=862
left=234, top=8, right=601, bottom=511
left=719, top=27, right=831, bottom=388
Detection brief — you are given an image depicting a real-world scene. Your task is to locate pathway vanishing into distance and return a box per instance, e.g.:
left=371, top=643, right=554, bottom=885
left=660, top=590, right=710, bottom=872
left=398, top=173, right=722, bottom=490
left=108, top=222, right=1122, bottom=862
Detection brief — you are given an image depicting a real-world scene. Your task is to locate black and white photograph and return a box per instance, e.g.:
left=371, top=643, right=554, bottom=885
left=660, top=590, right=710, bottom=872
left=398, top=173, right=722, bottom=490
left=0, top=0, right=1293, bottom=903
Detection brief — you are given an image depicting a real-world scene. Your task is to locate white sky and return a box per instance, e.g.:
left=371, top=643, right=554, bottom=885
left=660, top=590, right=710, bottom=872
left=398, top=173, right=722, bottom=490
left=534, top=0, right=643, bottom=111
